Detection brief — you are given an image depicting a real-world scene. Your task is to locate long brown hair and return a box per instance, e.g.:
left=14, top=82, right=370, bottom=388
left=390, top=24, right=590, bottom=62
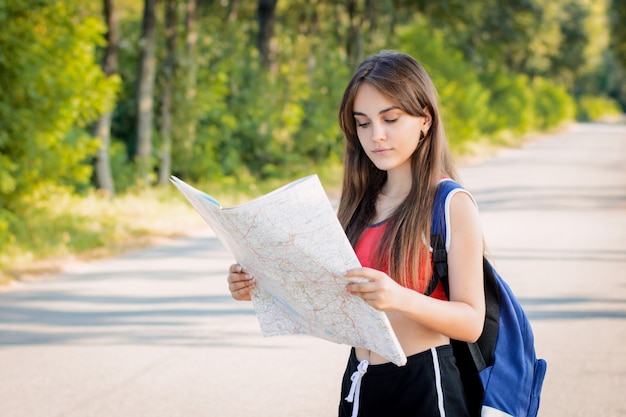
left=337, top=50, right=459, bottom=292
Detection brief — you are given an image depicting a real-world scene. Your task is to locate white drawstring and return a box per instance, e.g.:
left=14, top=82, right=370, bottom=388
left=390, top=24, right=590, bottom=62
left=344, top=359, right=369, bottom=417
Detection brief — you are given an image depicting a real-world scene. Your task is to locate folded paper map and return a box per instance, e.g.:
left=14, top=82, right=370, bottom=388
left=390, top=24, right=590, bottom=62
left=171, top=174, right=407, bottom=366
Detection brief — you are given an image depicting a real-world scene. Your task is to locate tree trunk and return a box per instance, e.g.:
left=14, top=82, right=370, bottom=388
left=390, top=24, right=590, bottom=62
left=257, top=0, right=278, bottom=70
left=92, top=0, right=119, bottom=196
left=346, top=0, right=363, bottom=69
left=182, top=0, right=198, bottom=171
left=158, top=0, right=177, bottom=186
left=227, top=0, right=238, bottom=21
left=610, top=0, right=626, bottom=69
left=135, top=0, right=157, bottom=187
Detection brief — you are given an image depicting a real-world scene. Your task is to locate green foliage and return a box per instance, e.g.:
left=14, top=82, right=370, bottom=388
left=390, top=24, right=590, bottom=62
left=533, top=78, right=577, bottom=130
left=396, top=17, right=577, bottom=146
left=573, top=49, right=626, bottom=112
left=414, top=0, right=546, bottom=74
left=481, top=70, right=536, bottom=135
left=397, top=19, right=490, bottom=148
left=577, top=95, right=623, bottom=121
left=480, top=71, right=577, bottom=135
left=0, top=0, right=118, bottom=248
left=169, top=5, right=348, bottom=182
left=548, top=0, right=589, bottom=86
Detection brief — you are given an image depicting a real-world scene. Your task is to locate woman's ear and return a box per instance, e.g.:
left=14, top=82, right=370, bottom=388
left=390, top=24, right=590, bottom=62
left=422, top=107, right=433, bottom=130
left=420, top=107, right=433, bottom=138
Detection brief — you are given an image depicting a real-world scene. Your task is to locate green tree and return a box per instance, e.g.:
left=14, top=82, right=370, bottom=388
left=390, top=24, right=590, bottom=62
left=0, top=0, right=117, bottom=245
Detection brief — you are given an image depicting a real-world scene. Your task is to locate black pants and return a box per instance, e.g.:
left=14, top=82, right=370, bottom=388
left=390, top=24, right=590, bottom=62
left=338, top=345, right=470, bottom=417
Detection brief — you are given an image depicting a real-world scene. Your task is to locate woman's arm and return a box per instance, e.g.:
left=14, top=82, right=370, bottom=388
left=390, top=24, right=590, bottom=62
left=345, top=192, right=485, bottom=342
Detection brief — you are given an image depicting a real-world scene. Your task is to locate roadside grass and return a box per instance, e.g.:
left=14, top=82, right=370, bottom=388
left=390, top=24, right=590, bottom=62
left=0, top=164, right=345, bottom=286
left=0, top=187, right=200, bottom=285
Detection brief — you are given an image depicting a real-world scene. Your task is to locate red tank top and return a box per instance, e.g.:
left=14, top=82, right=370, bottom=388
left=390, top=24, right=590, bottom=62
left=354, top=221, right=448, bottom=300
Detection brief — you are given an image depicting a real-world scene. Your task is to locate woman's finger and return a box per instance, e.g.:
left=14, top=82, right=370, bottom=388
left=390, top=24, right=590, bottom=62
left=346, top=282, right=373, bottom=298
left=229, top=276, right=254, bottom=290
left=228, top=273, right=249, bottom=284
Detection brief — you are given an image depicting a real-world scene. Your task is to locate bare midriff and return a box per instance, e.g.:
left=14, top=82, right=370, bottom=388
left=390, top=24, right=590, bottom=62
left=355, top=310, right=449, bottom=365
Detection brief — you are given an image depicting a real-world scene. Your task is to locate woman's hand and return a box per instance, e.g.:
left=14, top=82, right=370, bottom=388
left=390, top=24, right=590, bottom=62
left=227, top=263, right=255, bottom=301
left=345, top=267, right=407, bottom=311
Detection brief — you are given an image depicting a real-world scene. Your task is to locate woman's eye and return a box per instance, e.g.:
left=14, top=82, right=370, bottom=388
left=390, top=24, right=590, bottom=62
left=357, top=121, right=370, bottom=128
left=385, top=118, right=398, bottom=124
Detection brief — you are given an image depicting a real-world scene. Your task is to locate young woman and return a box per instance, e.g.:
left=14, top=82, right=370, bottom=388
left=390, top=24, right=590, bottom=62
left=227, top=50, right=485, bottom=417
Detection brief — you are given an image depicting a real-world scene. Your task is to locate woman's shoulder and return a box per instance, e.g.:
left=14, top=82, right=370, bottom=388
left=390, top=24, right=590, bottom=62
left=435, top=178, right=476, bottom=208
left=433, top=178, right=480, bottom=252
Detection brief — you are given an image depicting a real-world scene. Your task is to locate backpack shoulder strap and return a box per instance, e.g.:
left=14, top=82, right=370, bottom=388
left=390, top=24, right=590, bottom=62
left=431, top=179, right=465, bottom=247
left=426, top=179, right=466, bottom=297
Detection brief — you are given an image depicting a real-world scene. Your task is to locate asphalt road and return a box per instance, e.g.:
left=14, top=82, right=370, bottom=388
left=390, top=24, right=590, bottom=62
left=0, top=122, right=625, bottom=417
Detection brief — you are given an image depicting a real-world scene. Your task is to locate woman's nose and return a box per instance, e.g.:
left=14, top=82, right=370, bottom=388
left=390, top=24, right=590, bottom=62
left=371, top=122, right=386, bottom=142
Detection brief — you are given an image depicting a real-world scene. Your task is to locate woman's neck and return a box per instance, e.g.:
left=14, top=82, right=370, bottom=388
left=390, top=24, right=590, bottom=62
left=381, top=166, right=412, bottom=199
left=376, top=181, right=411, bottom=224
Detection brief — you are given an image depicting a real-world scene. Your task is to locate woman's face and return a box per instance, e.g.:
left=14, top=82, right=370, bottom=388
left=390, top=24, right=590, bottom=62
left=352, top=83, right=431, bottom=175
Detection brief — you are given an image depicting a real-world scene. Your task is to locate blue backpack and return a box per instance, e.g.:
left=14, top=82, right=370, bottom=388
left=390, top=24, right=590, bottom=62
left=427, top=179, right=547, bottom=417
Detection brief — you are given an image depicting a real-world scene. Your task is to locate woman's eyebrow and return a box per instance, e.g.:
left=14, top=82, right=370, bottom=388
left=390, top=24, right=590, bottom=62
left=352, top=106, right=400, bottom=117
